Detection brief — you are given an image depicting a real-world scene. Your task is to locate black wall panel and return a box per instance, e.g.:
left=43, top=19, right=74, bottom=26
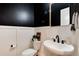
left=34, top=3, right=49, bottom=27
left=0, top=3, right=34, bottom=27
left=0, top=3, right=77, bottom=27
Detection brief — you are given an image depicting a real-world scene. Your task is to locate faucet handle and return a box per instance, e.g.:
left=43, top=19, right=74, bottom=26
left=61, top=40, right=64, bottom=44
left=61, top=40, right=66, bottom=44
left=52, top=38, right=56, bottom=42
left=53, top=38, right=56, bottom=42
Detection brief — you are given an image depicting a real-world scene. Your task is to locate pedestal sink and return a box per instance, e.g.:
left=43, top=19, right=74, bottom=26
left=43, top=40, right=74, bottom=56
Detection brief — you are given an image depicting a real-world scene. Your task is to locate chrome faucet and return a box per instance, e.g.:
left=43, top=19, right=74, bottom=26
left=56, top=35, right=60, bottom=43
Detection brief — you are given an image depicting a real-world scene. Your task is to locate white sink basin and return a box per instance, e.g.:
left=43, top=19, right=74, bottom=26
left=43, top=40, right=74, bottom=56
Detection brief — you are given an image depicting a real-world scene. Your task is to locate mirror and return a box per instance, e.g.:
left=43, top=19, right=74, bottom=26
left=60, top=7, right=70, bottom=26
left=51, top=3, right=71, bottom=26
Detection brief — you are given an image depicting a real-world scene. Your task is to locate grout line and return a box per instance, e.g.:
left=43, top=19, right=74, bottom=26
left=16, top=29, right=18, bottom=56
